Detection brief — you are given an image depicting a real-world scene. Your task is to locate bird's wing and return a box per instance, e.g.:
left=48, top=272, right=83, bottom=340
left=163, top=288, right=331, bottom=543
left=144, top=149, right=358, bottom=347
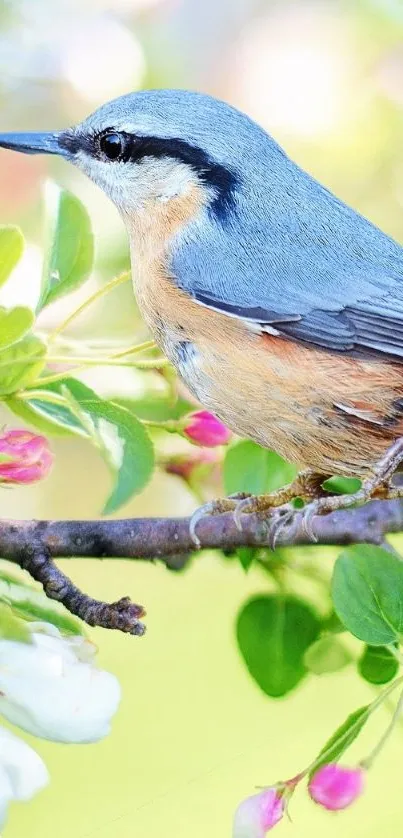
left=171, top=184, right=403, bottom=358
left=193, top=291, right=403, bottom=357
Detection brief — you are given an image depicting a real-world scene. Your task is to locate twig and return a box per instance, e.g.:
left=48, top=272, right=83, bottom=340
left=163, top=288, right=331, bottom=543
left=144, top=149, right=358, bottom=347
left=1, top=495, right=402, bottom=634
left=12, top=536, right=146, bottom=635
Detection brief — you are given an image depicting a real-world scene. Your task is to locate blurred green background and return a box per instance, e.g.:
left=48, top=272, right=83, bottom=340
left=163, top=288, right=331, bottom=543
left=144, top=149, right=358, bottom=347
left=1, top=0, right=403, bottom=834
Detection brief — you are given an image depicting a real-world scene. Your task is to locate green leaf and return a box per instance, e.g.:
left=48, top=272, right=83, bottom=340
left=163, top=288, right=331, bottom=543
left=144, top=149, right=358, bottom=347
left=321, top=611, right=345, bottom=634
left=60, top=378, right=155, bottom=513
left=236, top=547, right=257, bottom=572
left=304, top=635, right=352, bottom=675
left=358, top=645, right=399, bottom=685
left=0, top=574, right=84, bottom=636
left=0, top=567, right=28, bottom=585
left=115, top=395, right=193, bottom=422
left=0, top=306, right=34, bottom=350
left=11, top=599, right=83, bottom=636
left=309, top=706, right=370, bottom=779
left=0, top=335, right=46, bottom=395
left=236, top=594, right=320, bottom=697
left=40, top=184, right=94, bottom=308
left=7, top=389, right=89, bottom=438
left=322, top=475, right=362, bottom=495
left=0, top=226, right=24, bottom=288
left=224, top=440, right=297, bottom=496
left=0, top=602, right=32, bottom=643
left=332, top=545, right=403, bottom=645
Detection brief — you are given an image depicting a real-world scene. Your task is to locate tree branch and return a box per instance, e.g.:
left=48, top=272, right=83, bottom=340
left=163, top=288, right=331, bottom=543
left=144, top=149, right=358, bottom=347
left=1, top=496, right=402, bottom=634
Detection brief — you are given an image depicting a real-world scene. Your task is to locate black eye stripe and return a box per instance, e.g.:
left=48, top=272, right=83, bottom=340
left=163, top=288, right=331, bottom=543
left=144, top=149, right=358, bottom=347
left=59, top=128, right=238, bottom=221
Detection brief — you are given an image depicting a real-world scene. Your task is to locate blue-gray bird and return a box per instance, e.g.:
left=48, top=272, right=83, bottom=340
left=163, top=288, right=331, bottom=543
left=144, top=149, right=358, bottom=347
left=2, top=88, right=403, bottom=535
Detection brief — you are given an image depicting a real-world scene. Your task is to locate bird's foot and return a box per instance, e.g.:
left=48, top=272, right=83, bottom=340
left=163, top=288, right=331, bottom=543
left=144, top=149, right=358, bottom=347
left=189, top=470, right=328, bottom=549
left=189, top=438, right=403, bottom=549
left=299, top=436, right=403, bottom=541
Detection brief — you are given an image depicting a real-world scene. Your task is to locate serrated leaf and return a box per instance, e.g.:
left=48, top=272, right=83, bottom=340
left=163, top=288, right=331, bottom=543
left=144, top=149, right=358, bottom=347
left=358, top=645, right=399, bottom=685
left=224, top=440, right=297, bottom=496
left=0, top=226, right=24, bottom=288
left=0, top=334, right=46, bottom=395
left=59, top=378, right=155, bottom=513
left=40, top=184, right=94, bottom=308
left=0, top=602, right=32, bottom=643
left=304, top=635, right=352, bottom=675
left=309, top=706, right=370, bottom=779
left=0, top=306, right=34, bottom=350
left=332, top=545, right=403, bottom=645
left=236, top=594, right=320, bottom=697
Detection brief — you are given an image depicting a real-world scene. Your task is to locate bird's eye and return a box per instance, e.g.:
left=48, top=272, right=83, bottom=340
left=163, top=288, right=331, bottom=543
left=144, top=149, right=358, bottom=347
left=99, top=132, right=124, bottom=161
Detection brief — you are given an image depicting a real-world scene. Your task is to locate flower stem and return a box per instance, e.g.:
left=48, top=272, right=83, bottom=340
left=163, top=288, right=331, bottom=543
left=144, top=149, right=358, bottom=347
left=109, top=340, right=156, bottom=359
left=300, top=674, right=403, bottom=780
left=361, top=687, right=403, bottom=769
left=141, top=419, right=181, bottom=432
left=47, top=271, right=131, bottom=342
left=38, top=354, right=169, bottom=370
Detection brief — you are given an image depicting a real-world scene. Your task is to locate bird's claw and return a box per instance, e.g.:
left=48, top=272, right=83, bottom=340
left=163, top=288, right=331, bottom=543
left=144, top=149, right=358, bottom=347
left=233, top=496, right=256, bottom=531
left=189, top=501, right=216, bottom=549
left=300, top=501, right=320, bottom=542
left=233, top=497, right=300, bottom=550
left=189, top=487, right=343, bottom=552
left=189, top=493, right=250, bottom=549
left=266, top=505, right=297, bottom=550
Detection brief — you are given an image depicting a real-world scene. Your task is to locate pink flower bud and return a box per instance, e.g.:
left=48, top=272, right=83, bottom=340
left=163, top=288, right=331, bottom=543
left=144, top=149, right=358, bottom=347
left=182, top=410, right=232, bottom=447
left=233, top=787, right=284, bottom=837
left=309, top=764, right=364, bottom=811
left=165, top=449, right=220, bottom=481
left=0, top=430, right=53, bottom=485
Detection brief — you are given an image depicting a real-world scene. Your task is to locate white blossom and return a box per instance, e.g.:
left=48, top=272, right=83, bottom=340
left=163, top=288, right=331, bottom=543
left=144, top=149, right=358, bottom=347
left=0, top=726, right=48, bottom=829
left=0, top=624, right=121, bottom=743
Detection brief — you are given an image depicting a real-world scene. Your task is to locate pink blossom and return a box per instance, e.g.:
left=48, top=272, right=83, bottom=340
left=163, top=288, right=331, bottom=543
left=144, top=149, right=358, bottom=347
left=309, top=764, right=364, bottom=811
left=182, top=410, right=232, bottom=447
left=233, top=787, right=284, bottom=837
left=0, top=430, right=53, bottom=485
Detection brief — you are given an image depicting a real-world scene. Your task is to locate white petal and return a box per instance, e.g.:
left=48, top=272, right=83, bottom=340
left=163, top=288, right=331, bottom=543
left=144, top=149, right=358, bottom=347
left=0, top=764, right=13, bottom=830
left=0, top=630, right=121, bottom=744
left=0, top=638, right=65, bottom=679
left=233, top=797, right=266, bottom=838
left=0, top=727, right=48, bottom=800
left=0, top=644, right=121, bottom=743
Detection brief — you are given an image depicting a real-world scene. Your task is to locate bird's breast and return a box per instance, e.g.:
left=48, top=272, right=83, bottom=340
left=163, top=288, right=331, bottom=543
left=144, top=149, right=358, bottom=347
left=125, top=195, right=403, bottom=479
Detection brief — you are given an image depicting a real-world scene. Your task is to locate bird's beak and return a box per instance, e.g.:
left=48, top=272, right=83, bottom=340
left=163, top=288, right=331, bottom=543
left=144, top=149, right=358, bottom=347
left=0, top=131, right=66, bottom=156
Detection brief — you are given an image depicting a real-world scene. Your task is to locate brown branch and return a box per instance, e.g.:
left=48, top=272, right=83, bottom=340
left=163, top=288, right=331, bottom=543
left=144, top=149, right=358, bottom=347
left=15, top=537, right=146, bottom=636
left=1, top=496, right=403, bottom=635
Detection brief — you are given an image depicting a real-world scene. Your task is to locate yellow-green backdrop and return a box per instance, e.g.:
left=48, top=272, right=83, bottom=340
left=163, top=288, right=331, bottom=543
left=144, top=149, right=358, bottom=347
left=1, top=0, right=403, bottom=835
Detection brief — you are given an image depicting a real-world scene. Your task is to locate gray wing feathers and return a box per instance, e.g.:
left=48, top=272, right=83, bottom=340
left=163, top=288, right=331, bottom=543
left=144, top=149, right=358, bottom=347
left=171, top=159, right=403, bottom=358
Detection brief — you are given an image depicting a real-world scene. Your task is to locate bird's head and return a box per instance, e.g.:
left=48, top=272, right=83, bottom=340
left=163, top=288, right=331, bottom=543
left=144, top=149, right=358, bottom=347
left=0, top=89, right=282, bottom=224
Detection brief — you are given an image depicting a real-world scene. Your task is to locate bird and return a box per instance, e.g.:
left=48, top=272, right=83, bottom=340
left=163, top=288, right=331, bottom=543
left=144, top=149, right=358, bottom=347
left=2, top=88, right=403, bottom=543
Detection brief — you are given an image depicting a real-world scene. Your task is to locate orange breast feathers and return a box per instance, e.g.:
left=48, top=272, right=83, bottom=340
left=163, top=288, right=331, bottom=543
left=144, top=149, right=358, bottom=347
left=125, top=186, right=403, bottom=479
left=186, top=325, right=403, bottom=479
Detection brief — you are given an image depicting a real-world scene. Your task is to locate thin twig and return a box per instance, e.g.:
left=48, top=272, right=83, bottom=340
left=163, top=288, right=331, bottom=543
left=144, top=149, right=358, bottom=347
left=16, top=538, right=146, bottom=635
